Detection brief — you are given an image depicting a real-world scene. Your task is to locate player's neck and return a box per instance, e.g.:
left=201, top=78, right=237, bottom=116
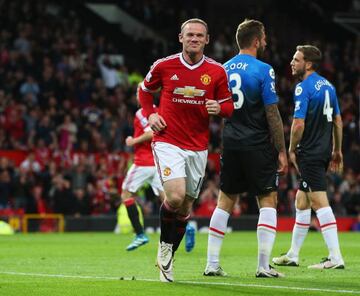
left=302, top=70, right=315, bottom=81
left=239, top=48, right=257, bottom=57
left=182, top=51, right=204, bottom=65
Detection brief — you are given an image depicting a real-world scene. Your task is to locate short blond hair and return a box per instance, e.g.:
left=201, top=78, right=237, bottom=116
left=180, top=18, right=209, bottom=34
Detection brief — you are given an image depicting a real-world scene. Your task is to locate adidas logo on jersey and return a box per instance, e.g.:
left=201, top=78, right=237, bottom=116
left=170, top=74, right=179, bottom=80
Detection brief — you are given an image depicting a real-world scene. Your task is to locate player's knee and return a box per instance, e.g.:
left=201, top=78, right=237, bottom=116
left=217, top=191, right=237, bottom=213
left=258, top=192, right=277, bottom=208
left=165, top=192, right=185, bottom=209
left=310, top=195, right=329, bottom=211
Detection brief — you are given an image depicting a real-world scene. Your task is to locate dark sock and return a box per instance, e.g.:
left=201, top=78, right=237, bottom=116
left=172, top=213, right=189, bottom=255
left=124, top=198, right=143, bottom=235
left=159, top=201, right=177, bottom=244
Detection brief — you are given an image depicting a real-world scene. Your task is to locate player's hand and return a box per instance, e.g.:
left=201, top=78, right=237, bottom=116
left=277, top=151, right=288, bottom=176
left=148, top=113, right=167, bottom=132
left=205, top=99, right=220, bottom=115
left=288, top=150, right=300, bottom=175
left=125, top=136, right=135, bottom=147
left=329, top=150, right=343, bottom=174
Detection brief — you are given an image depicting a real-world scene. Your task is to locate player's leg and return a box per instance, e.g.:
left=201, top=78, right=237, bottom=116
left=156, top=177, right=186, bottom=282
left=181, top=150, right=207, bottom=254
left=308, top=191, right=344, bottom=269
left=256, top=192, right=284, bottom=277
left=273, top=190, right=311, bottom=266
left=152, top=142, right=188, bottom=282
left=121, top=165, right=149, bottom=251
left=172, top=196, right=193, bottom=255
left=204, top=190, right=237, bottom=276
left=204, top=149, right=242, bottom=276
left=251, top=148, right=283, bottom=278
left=298, top=160, right=344, bottom=269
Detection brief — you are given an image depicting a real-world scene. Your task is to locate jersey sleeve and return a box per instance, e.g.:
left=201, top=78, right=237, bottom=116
left=136, top=109, right=150, bottom=131
left=293, top=83, right=309, bottom=119
left=142, top=60, right=163, bottom=92
left=215, top=67, right=232, bottom=100
left=261, top=65, right=279, bottom=105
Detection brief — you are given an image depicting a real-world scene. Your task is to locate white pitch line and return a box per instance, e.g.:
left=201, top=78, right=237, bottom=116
left=1, top=271, right=360, bottom=295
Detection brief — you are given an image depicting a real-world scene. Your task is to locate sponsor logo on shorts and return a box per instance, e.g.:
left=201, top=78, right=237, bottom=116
left=163, top=167, right=171, bottom=177
left=200, top=74, right=211, bottom=85
left=302, top=181, right=308, bottom=188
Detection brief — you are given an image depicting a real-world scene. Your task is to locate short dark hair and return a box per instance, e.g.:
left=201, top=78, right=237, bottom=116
left=296, top=45, right=322, bottom=70
left=236, top=19, right=264, bottom=49
left=180, top=18, right=209, bottom=34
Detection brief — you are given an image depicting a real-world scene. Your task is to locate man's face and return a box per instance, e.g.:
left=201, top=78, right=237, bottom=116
left=179, top=23, right=209, bottom=56
left=256, top=30, right=267, bottom=57
left=290, top=50, right=307, bottom=78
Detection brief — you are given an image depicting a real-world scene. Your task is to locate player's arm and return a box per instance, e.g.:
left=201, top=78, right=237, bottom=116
left=265, top=104, right=288, bottom=175
left=288, top=118, right=305, bottom=174
left=138, top=84, right=156, bottom=118
left=206, top=67, right=234, bottom=117
left=205, top=97, right=234, bottom=117
left=138, top=64, right=167, bottom=131
left=125, top=130, right=153, bottom=147
left=330, top=114, right=343, bottom=174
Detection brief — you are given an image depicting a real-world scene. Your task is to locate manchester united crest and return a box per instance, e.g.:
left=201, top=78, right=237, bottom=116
left=200, top=74, right=211, bottom=85
left=163, top=167, right=171, bottom=177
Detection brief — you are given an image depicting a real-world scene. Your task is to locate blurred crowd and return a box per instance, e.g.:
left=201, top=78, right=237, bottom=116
left=0, top=0, right=359, bottom=218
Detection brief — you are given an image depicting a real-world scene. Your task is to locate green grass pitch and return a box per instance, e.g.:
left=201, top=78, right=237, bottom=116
left=1, top=232, right=360, bottom=295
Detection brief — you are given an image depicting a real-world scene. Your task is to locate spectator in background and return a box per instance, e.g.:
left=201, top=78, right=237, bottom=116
left=19, top=75, right=40, bottom=106
left=97, top=55, right=120, bottom=92
left=20, top=151, right=41, bottom=175
left=0, top=169, right=12, bottom=209
left=57, top=115, right=77, bottom=151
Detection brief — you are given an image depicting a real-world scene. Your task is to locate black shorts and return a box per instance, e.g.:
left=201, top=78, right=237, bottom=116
left=298, top=157, right=330, bottom=192
left=220, top=148, right=278, bottom=196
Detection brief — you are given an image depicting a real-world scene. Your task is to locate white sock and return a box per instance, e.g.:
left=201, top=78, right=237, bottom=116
left=207, top=207, right=230, bottom=267
left=316, top=206, right=343, bottom=262
left=257, top=207, right=277, bottom=270
left=287, top=208, right=311, bottom=260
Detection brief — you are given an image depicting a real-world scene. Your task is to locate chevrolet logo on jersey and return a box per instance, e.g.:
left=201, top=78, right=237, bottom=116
left=173, top=86, right=206, bottom=98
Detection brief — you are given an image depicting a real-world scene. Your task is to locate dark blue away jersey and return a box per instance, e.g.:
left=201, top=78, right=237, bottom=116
left=222, top=54, right=279, bottom=150
left=293, top=72, right=340, bottom=159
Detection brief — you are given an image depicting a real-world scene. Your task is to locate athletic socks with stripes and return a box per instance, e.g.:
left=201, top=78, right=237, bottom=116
left=207, top=207, right=230, bottom=267
left=257, top=207, right=277, bottom=271
left=287, top=208, right=311, bottom=260
left=316, top=206, right=343, bottom=263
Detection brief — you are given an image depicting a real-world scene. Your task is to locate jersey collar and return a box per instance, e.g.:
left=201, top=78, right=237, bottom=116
left=179, top=53, right=205, bottom=70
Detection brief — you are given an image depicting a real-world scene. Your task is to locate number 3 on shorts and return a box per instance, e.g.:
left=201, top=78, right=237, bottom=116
left=229, top=72, right=244, bottom=109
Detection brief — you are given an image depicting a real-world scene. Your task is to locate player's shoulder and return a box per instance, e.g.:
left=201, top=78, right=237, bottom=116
left=255, top=59, right=274, bottom=73
left=205, top=56, right=227, bottom=72
left=150, top=53, right=181, bottom=70
left=294, top=82, right=305, bottom=97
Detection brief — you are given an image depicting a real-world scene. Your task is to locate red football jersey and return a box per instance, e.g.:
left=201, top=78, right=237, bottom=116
left=133, top=108, right=154, bottom=166
left=141, top=53, right=232, bottom=151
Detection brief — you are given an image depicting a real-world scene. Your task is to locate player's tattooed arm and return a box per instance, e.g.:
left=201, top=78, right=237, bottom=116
left=265, top=104, right=286, bottom=152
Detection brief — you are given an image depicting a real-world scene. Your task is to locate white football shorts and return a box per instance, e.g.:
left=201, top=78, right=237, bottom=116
left=122, top=164, right=163, bottom=196
left=152, top=141, right=207, bottom=199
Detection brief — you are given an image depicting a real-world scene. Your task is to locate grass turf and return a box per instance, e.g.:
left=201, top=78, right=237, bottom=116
left=0, top=232, right=359, bottom=295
